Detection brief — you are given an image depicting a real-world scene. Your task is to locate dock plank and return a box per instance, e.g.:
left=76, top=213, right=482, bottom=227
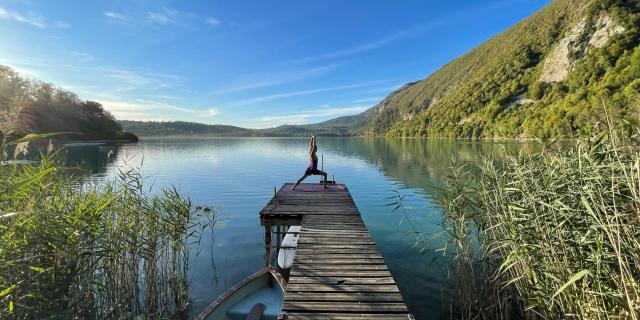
left=260, top=183, right=412, bottom=319
left=284, top=301, right=409, bottom=313
left=286, top=314, right=410, bottom=320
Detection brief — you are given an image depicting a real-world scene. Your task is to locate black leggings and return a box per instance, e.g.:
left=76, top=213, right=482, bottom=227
left=305, top=167, right=325, bottom=176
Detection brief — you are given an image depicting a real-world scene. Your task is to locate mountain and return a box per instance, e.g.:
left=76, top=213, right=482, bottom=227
left=351, top=0, right=640, bottom=138
left=0, top=65, right=137, bottom=142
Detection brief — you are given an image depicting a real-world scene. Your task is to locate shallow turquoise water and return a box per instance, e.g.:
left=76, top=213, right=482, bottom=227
left=68, top=137, right=529, bottom=320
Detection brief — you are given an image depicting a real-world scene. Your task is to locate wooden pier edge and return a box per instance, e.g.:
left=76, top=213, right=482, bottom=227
left=261, top=183, right=414, bottom=320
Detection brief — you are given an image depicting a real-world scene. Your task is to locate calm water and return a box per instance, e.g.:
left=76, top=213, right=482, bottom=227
left=67, top=137, right=530, bottom=320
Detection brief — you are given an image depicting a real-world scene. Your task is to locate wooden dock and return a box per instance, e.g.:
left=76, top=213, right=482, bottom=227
left=260, top=183, right=413, bottom=320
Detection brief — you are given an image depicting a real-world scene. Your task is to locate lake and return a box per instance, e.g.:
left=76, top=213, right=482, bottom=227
left=66, top=137, right=530, bottom=320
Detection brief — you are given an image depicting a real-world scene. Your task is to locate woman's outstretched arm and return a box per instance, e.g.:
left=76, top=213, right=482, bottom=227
left=310, top=135, right=317, bottom=151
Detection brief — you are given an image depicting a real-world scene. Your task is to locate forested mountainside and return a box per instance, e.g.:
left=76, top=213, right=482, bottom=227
left=0, top=65, right=137, bottom=142
left=353, top=0, right=640, bottom=138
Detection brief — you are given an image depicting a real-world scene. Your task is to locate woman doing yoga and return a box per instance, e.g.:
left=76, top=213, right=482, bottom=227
left=291, top=135, right=328, bottom=190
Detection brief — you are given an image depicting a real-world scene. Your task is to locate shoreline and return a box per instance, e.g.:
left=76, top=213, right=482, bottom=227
left=130, top=134, right=571, bottom=143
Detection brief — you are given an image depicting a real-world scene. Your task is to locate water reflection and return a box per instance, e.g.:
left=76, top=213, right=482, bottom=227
left=63, top=142, right=124, bottom=174
left=70, top=137, right=536, bottom=320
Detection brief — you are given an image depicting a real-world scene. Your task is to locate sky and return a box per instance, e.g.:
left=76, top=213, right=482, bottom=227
left=0, top=0, right=551, bottom=128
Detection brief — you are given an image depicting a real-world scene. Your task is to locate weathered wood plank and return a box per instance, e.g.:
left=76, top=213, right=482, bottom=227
left=261, top=211, right=360, bottom=216
left=296, top=245, right=375, bottom=250
left=288, top=276, right=396, bottom=285
left=295, top=254, right=384, bottom=260
left=299, top=238, right=374, bottom=244
left=290, top=270, right=392, bottom=278
left=283, top=292, right=403, bottom=302
left=284, top=301, right=409, bottom=313
left=298, top=241, right=377, bottom=247
left=295, top=249, right=381, bottom=255
left=286, top=283, right=400, bottom=293
left=286, top=313, right=411, bottom=320
left=291, top=264, right=389, bottom=271
left=294, top=259, right=384, bottom=265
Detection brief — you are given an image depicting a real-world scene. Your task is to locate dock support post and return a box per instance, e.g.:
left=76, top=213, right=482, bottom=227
left=263, top=222, right=272, bottom=267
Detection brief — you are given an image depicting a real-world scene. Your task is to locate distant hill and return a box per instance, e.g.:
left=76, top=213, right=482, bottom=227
left=119, top=120, right=253, bottom=137
left=119, top=119, right=358, bottom=137
left=0, top=65, right=137, bottom=142
left=350, top=0, right=640, bottom=138
left=302, top=115, right=362, bottom=135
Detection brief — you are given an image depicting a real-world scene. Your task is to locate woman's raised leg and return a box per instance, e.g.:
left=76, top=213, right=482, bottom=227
left=291, top=173, right=309, bottom=190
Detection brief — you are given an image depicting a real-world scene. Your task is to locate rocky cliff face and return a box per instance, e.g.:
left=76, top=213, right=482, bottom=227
left=540, top=13, right=624, bottom=82
left=589, top=14, right=626, bottom=48
left=539, top=19, right=588, bottom=82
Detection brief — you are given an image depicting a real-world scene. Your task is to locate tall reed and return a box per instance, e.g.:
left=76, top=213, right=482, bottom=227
left=0, top=143, right=215, bottom=319
left=439, top=123, right=640, bottom=319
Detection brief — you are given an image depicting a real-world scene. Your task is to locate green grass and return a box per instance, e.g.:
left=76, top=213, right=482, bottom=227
left=0, top=139, right=215, bottom=319
left=438, top=118, right=640, bottom=318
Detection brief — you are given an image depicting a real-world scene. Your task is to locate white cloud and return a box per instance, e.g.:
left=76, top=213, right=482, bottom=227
left=261, top=106, right=368, bottom=124
left=71, top=51, right=96, bottom=63
left=290, top=30, right=410, bottom=64
left=9, top=12, right=45, bottom=28
left=147, top=8, right=178, bottom=25
left=147, top=95, right=178, bottom=100
left=353, top=97, right=383, bottom=104
left=261, top=114, right=308, bottom=124
left=134, top=99, right=196, bottom=113
left=0, top=6, right=68, bottom=29
left=235, top=79, right=390, bottom=106
left=205, top=17, right=221, bottom=26
left=210, top=63, right=342, bottom=96
left=287, top=17, right=457, bottom=65
left=2, top=56, right=187, bottom=97
left=204, top=108, right=219, bottom=117
left=94, top=66, right=184, bottom=93
left=104, top=11, right=127, bottom=22
left=51, top=21, right=70, bottom=28
left=99, top=100, right=154, bottom=112
left=99, top=99, right=197, bottom=120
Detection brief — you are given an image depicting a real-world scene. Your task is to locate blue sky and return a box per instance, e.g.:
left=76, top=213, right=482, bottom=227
left=0, top=0, right=550, bottom=128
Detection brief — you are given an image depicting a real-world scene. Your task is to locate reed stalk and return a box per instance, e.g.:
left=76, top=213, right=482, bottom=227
left=0, top=144, right=215, bottom=319
left=439, top=120, right=640, bottom=319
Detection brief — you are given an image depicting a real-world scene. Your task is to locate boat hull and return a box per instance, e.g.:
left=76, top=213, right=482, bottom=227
left=197, top=267, right=285, bottom=320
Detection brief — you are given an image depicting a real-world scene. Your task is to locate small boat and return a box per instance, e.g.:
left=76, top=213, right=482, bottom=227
left=277, top=226, right=301, bottom=270
left=197, top=267, right=285, bottom=320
